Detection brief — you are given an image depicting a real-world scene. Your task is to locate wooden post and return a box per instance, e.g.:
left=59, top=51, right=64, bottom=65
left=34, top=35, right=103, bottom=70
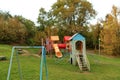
left=99, top=38, right=100, bottom=55
left=41, top=38, right=44, bottom=46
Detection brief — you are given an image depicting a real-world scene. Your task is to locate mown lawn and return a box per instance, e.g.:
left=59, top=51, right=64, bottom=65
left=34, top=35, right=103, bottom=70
left=0, top=44, right=120, bottom=80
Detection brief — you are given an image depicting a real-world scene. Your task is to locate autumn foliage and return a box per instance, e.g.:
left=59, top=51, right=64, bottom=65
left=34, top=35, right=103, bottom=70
left=100, top=6, right=120, bottom=55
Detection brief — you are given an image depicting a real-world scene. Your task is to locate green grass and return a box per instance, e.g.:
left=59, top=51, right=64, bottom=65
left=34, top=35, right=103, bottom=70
left=0, top=44, right=120, bottom=80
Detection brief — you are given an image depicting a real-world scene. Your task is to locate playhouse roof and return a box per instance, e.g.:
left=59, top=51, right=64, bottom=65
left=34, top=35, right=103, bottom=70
left=69, top=33, right=85, bottom=41
left=64, top=36, right=71, bottom=42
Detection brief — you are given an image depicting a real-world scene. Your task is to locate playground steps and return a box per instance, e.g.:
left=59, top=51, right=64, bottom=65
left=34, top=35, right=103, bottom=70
left=77, top=55, right=89, bottom=71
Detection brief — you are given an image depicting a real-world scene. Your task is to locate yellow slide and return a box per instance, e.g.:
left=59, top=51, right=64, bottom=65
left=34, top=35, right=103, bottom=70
left=53, top=44, right=63, bottom=58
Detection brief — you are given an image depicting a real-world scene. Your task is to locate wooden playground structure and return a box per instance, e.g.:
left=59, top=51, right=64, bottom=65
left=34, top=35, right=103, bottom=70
left=45, top=33, right=90, bottom=71
left=45, top=36, right=71, bottom=58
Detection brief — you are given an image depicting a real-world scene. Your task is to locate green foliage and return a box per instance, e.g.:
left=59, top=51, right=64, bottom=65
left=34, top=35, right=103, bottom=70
left=0, top=14, right=27, bottom=43
left=79, top=27, right=94, bottom=49
left=15, top=16, right=36, bottom=45
left=37, top=8, right=48, bottom=31
left=51, top=0, right=96, bottom=27
left=89, top=23, right=101, bottom=49
left=34, top=31, right=46, bottom=45
left=0, top=11, right=36, bottom=45
left=37, top=0, right=96, bottom=39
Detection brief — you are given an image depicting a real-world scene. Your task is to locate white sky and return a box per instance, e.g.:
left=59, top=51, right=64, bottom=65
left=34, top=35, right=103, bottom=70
left=0, top=0, right=57, bottom=25
left=0, top=0, right=120, bottom=25
left=89, top=0, right=120, bottom=24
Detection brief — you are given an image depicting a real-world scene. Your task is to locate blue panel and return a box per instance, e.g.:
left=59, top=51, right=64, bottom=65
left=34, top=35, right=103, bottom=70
left=72, top=34, right=85, bottom=41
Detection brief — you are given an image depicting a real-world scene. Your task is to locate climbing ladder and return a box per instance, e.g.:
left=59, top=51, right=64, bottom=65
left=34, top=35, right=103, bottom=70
left=76, top=54, right=90, bottom=71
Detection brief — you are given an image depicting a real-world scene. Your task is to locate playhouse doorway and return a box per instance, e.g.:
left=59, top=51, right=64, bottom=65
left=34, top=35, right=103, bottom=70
left=75, top=41, right=83, bottom=53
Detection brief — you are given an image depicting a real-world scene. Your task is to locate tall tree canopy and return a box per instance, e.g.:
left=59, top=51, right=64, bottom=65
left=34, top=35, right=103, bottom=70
left=37, top=0, right=96, bottom=41
left=52, top=0, right=96, bottom=26
left=37, top=8, right=48, bottom=31
left=100, top=5, right=120, bottom=55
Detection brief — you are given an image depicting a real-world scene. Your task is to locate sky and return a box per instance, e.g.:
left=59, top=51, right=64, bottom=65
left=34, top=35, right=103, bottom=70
left=88, top=0, right=120, bottom=24
left=0, top=0, right=120, bottom=25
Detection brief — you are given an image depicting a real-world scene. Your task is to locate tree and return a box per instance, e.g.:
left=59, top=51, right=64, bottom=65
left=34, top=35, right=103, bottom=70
left=37, top=8, right=48, bottom=31
left=90, top=23, right=102, bottom=50
left=51, top=0, right=96, bottom=34
left=100, top=5, right=120, bottom=55
left=15, top=15, right=36, bottom=45
left=0, top=11, right=35, bottom=44
left=0, top=16, right=27, bottom=43
left=37, top=0, right=96, bottom=46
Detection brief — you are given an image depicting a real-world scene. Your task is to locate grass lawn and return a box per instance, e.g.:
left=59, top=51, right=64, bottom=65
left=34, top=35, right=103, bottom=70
left=0, top=44, right=120, bottom=80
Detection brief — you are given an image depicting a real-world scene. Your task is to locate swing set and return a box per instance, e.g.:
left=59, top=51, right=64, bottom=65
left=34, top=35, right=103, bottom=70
left=7, top=46, right=48, bottom=80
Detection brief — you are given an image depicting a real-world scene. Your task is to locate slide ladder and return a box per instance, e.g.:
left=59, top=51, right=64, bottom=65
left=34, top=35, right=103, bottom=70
left=76, top=55, right=89, bottom=71
left=53, top=44, right=63, bottom=58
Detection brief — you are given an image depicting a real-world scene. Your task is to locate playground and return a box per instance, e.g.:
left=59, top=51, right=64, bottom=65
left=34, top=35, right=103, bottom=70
left=0, top=0, right=120, bottom=79
left=0, top=34, right=120, bottom=80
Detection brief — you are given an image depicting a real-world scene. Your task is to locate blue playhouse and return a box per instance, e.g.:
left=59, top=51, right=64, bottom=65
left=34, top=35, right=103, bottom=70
left=69, top=33, right=90, bottom=71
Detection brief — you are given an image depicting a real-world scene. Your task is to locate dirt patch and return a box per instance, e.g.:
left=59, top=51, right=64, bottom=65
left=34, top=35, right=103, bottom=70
left=20, top=50, right=30, bottom=56
left=20, top=50, right=40, bottom=58
left=82, top=71, right=91, bottom=74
